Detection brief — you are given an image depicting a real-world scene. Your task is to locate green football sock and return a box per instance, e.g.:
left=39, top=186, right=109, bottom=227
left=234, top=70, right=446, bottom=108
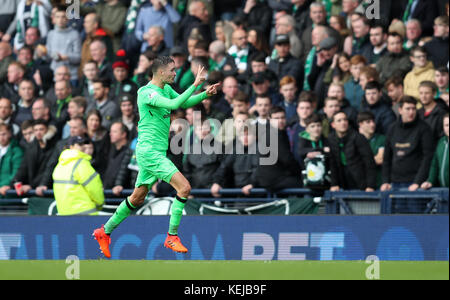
left=168, top=196, right=187, bottom=235
left=104, top=197, right=136, bottom=235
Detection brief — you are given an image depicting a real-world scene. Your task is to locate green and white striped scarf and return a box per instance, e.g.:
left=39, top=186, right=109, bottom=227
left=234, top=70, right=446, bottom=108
left=228, top=45, right=249, bottom=72
left=16, top=4, right=39, bottom=46
left=303, top=47, right=316, bottom=91
left=124, top=0, right=146, bottom=33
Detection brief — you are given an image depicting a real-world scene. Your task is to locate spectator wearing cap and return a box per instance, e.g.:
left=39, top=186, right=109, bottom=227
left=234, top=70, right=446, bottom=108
left=142, top=25, right=170, bottom=57
left=307, top=37, right=339, bottom=106
left=0, top=123, right=24, bottom=196
left=171, top=46, right=194, bottom=93
left=115, top=94, right=138, bottom=142
left=109, top=50, right=138, bottom=104
left=376, top=32, right=413, bottom=84
left=274, top=14, right=303, bottom=60
left=87, top=77, right=120, bottom=130
left=423, top=16, right=449, bottom=69
left=135, top=0, right=181, bottom=53
left=52, top=135, right=104, bottom=215
left=268, top=34, right=304, bottom=90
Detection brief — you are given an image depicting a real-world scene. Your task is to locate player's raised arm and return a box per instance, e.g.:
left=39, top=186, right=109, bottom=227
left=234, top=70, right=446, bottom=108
left=145, top=62, right=207, bottom=110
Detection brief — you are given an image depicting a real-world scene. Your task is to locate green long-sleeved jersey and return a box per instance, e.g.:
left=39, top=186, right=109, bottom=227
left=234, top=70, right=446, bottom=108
left=136, top=83, right=207, bottom=152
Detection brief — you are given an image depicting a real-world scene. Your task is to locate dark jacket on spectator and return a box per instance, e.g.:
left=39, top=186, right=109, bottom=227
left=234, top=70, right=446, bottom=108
left=12, top=137, right=56, bottom=188
left=423, top=36, right=449, bottom=69
left=254, top=124, right=302, bottom=191
left=113, top=146, right=133, bottom=189
left=103, top=143, right=131, bottom=189
left=307, top=55, right=333, bottom=108
left=183, top=138, right=222, bottom=189
left=297, top=131, right=330, bottom=171
left=376, top=50, right=413, bottom=84
left=351, top=34, right=373, bottom=60
left=268, top=54, right=304, bottom=90
left=382, top=117, right=434, bottom=185
left=418, top=103, right=447, bottom=146
left=212, top=139, right=260, bottom=188
left=396, top=0, right=439, bottom=36
left=360, top=100, right=397, bottom=135
left=0, top=82, right=20, bottom=105
left=236, top=1, right=273, bottom=37
left=176, top=14, right=212, bottom=50
left=292, top=0, right=313, bottom=36
left=328, top=129, right=377, bottom=190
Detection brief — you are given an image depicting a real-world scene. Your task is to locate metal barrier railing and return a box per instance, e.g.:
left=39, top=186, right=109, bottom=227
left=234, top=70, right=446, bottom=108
left=1, top=188, right=448, bottom=214
left=323, top=188, right=449, bottom=214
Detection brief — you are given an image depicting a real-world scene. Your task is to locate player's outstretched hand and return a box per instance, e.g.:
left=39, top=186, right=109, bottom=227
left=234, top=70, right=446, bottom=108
left=206, top=83, right=221, bottom=97
left=193, top=65, right=206, bottom=87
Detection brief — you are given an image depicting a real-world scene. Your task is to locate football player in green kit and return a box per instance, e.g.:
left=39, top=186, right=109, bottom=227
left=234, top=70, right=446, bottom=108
left=93, top=56, right=220, bottom=257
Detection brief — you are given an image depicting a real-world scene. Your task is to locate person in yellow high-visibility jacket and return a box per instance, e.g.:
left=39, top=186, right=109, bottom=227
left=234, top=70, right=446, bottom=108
left=52, top=136, right=104, bottom=215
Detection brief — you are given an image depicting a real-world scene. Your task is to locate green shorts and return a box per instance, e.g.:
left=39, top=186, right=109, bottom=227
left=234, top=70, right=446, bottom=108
left=134, top=149, right=179, bottom=189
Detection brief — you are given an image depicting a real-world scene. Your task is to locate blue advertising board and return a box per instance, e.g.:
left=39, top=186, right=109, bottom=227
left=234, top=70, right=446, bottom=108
left=0, top=216, right=448, bottom=261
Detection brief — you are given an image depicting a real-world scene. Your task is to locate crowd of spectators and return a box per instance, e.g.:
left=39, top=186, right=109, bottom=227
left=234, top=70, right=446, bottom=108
left=0, top=0, right=449, bottom=199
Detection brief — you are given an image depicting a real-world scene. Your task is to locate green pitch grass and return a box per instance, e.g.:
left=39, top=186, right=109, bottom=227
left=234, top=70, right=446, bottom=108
left=0, top=261, right=448, bottom=280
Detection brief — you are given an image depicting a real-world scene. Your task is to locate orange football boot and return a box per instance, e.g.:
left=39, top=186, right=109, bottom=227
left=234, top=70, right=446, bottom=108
left=92, top=225, right=111, bottom=258
left=164, top=234, right=188, bottom=253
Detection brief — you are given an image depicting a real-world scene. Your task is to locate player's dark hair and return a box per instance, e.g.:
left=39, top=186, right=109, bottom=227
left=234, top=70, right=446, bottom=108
left=152, top=56, right=174, bottom=74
